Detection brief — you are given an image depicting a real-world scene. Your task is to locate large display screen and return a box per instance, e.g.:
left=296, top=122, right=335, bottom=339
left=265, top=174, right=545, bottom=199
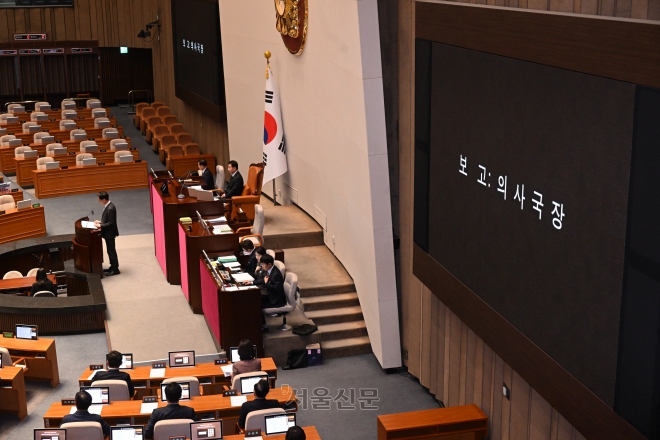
left=171, top=0, right=225, bottom=117
left=414, top=42, right=636, bottom=404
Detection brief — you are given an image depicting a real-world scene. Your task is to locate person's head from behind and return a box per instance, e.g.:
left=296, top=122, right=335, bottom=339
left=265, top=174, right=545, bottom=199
left=238, top=339, right=255, bottom=361
left=165, top=382, right=183, bottom=403
left=227, top=160, right=238, bottom=175
left=260, top=254, right=274, bottom=271
left=241, top=240, right=255, bottom=254
left=255, top=247, right=267, bottom=263
left=97, top=191, right=109, bottom=206
left=285, top=426, right=306, bottom=440
left=36, top=268, right=47, bottom=283
left=106, top=350, right=123, bottom=369
left=254, top=379, right=269, bottom=398
left=198, top=159, right=208, bottom=171
left=75, top=390, right=93, bottom=411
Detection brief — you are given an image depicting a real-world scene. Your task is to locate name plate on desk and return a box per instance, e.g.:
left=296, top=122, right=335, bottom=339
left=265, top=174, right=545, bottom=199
left=215, top=358, right=228, bottom=365
left=61, top=399, right=76, bottom=406
left=169, top=437, right=186, bottom=440
left=89, top=364, right=104, bottom=370
left=143, top=396, right=158, bottom=403
left=3, top=332, right=13, bottom=338
left=152, top=362, right=166, bottom=369
left=245, top=429, right=262, bottom=437
left=11, top=188, right=18, bottom=193
left=223, top=390, right=237, bottom=397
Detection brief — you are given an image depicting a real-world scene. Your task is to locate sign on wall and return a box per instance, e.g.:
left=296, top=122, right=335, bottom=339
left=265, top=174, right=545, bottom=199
left=14, top=33, right=47, bottom=41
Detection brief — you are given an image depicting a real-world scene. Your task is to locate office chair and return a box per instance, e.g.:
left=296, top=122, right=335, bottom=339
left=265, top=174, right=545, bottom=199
left=263, top=272, right=298, bottom=331
left=14, top=146, right=33, bottom=159
left=153, top=419, right=193, bottom=440
left=161, top=377, right=201, bottom=397
left=242, top=408, right=286, bottom=434
left=36, top=157, right=55, bottom=170
left=91, top=380, right=131, bottom=401
left=33, top=291, right=56, bottom=297
left=60, top=422, right=104, bottom=440
left=114, top=151, right=133, bottom=163
left=0, top=196, right=16, bottom=212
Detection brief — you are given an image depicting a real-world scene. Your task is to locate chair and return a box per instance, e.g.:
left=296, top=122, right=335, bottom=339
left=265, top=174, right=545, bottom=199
left=154, top=130, right=174, bottom=154
left=166, top=145, right=184, bottom=170
left=86, top=98, right=102, bottom=109
left=273, top=260, right=286, bottom=278
left=134, top=102, right=149, bottom=128
left=231, top=371, right=269, bottom=392
left=184, top=144, right=201, bottom=156
left=80, top=141, right=98, bottom=152
left=0, top=347, right=25, bottom=367
left=76, top=153, right=93, bottom=166
left=34, top=291, right=55, bottom=297
left=91, top=108, right=107, bottom=118
left=215, top=165, right=225, bottom=191
left=60, top=422, right=104, bottom=440
left=114, top=151, right=133, bottom=163
left=150, top=124, right=169, bottom=146
left=227, top=163, right=265, bottom=222
left=243, top=408, right=286, bottom=433
left=46, top=143, right=64, bottom=156
left=36, top=157, right=55, bottom=170
left=0, top=195, right=16, bottom=211
left=22, top=122, right=40, bottom=133
left=7, top=103, right=25, bottom=114
left=35, top=102, right=51, bottom=112
left=156, top=106, right=171, bottom=117
left=139, top=107, right=156, bottom=133
left=61, top=109, right=77, bottom=119
left=110, top=139, right=129, bottom=151
left=151, top=101, right=165, bottom=111
left=153, top=419, right=193, bottom=440
left=176, top=133, right=194, bottom=149
left=158, top=135, right=177, bottom=162
left=163, top=114, right=178, bottom=127
left=237, top=204, right=264, bottom=247
left=27, top=268, right=40, bottom=277
left=3, top=270, right=23, bottom=279
left=61, top=99, right=77, bottom=110
left=70, top=129, right=87, bottom=140
left=263, top=272, right=298, bottom=331
left=14, top=146, right=33, bottom=159
left=30, top=111, right=47, bottom=122
left=145, top=116, right=163, bottom=142
left=91, top=379, right=131, bottom=401
left=94, top=117, right=110, bottom=128
left=102, top=127, right=119, bottom=139
left=0, top=135, right=17, bottom=146
left=161, top=377, right=201, bottom=397
left=34, top=132, right=51, bottom=144
left=59, top=120, right=76, bottom=131
left=0, top=114, right=18, bottom=125
left=169, top=123, right=185, bottom=136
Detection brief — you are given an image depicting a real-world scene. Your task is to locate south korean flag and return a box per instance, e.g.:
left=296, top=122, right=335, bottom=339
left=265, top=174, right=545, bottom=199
left=262, top=66, right=288, bottom=184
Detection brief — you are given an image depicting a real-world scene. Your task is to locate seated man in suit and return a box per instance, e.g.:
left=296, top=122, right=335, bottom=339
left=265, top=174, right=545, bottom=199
left=218, top=160, right=244, bottom=199
left=145, top=382, right=198, bottom=439
left=238, top=379, right=282, bottom=429
left=241, top=240, right=257, bottom=276
left=90, top=350, right=135, bottom=398
left=286, top=426, right=307, bottom=440
left=197, top=159, right=215, bottom=190
left=61, top=390, right=111, bottom=437
left=246, top=254, right=285, bottom=332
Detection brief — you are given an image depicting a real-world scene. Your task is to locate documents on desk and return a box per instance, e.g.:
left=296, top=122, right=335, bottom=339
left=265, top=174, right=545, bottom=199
left=232, top=273, right=254, bottom=283
left=140, top=401, right=159, bottom=414
left=149, top=368, right=166, bottom=378
left=81, top=221, right=97, bottom=229
left=70, top=405, right=103, bottom=415
left=230, top=395, right=247, bottom=407
left=213, top=225, right=232, bottom=235
left=220, top=364, right=233, bottom=377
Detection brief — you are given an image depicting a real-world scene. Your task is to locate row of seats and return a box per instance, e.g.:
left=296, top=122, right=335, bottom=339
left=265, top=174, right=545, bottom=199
left=13, top=115, right=111, bottom=133
left=5, top=99, right=103, bottom=115
left=1, top=268, right=55, bottom=297
left=0, top=127, right=119, bottom=148
left=13, top=139, right=129, bottom=158
left=32, top=151, right=133, bottom=168
left=1, top=109, right=109, bottom=125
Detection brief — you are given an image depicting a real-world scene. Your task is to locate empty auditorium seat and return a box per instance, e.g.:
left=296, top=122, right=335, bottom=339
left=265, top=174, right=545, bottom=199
left=80, top=141, right=98, bottom=152
left=46, top=143, right=65, bottom=156
left=61, top=99, right=76, bottom=110
left=151, top=125, right=169, bottom=146
left=91, top=108, right=107, bottom=118
left=7, top=104, right=25, bottom=114
left=166, top=145, right=184, bottom=169
left=70, top=129, right=87, bottom=141
left=102, top=128, right=119, bottom=139
left=0, top=135, right=17, bottom=146
left=34, top=132, right=53, bottom=144
left=140, top=111, right=157, bottom=135
left=0, top=114, right=19, bottom=125
left=114, top=151, right=132, bottom=163
left=163, top=114, right=178, bottom=127
left=76, top=153, right=93, bottom=166
left=134, top=103, right=149, bottom=129
left=30, top=111, right=48, bottom=122
left=22, top=122, right=40, bottom=133
left=0, top=196, right=16, bottom=212
left=145, top=117, right=164, bottom=143
left=169, top=123, right=185, bottom=136
left=176, top=133, right=194, bottom=149
left=14, top=146, right=33, bottom=159
left=184, top=143, right=201, bottom=156
left=110, top=139, right=129, bottom=150
left=61, top=109, right=77, bottom=120
left=151, top=101, right=165, bottom=111
left=60, top=120, right=77, bottom=131
left=35, top=102, right=51, bottom=112
left=94, top=117, right=111, bottom=128
left=86, top=99, right=102, bottom=109
left=36, top=157, right=55, bottom=170
left=156, top=106, right=171, bottom=118
left=159, top=135, right=177, bottom=162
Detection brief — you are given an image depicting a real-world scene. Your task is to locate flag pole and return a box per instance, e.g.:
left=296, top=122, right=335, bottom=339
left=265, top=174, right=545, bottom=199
left=265, top=50, right=278, bottom=206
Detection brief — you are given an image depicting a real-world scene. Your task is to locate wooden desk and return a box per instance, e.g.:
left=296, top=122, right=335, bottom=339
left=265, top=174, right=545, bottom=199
left=0, top=274, right=57, bottom=294
left=0, top=189, right=23, bottom=203
left=15, top=149, right=140, bottom=187
left=3, top=116, right=118, bottom=132
left=168, top=154, right=217, bottom=177
left=0, top=206, right=47, bottom=245
left=0, top=336, right=60, bottom=387
left=78, top=358, right=278, bottom=397
left=44, top=387, right=297, bottom=436
left=60, top=137, right=131, bottom=151
left=33, top=161, right=148, bottom=199
left=8, top=126, right=126, bottom=146
left=226, top=426, right=320, bottom=440
left=0, top=366, right=28, bottom=420
left=377, top=405, right=488, bottom=440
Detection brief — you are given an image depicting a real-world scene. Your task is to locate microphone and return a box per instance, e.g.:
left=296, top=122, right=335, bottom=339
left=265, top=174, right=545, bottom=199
left=178, top=171, right=191, bottom=200
left=86, top=210, right=94, bottom=220
left=150, top=167, right=158, bottom=179
left=167, top=171, right=173, bottom=178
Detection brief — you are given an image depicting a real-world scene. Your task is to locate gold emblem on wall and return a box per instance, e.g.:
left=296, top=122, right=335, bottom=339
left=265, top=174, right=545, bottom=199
left=274, top=0, right=307, bottom=55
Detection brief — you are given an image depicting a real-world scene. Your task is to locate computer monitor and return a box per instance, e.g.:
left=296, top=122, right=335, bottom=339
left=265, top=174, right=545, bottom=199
left=40, top=135, right=55, bottom=143
left=118, top=154, right=133, bottom=163
left=82, top=157, right=97, bottom=167
left=113, top=142, right=129, bottom=151
left=190, top=421, right=222, bottom=440
left=264, top=413, right=296, bottom=436
left=83, top=144, right=98, bottom=153
left=239, top=374, right=268, bottom=395
left=168, top=350, right=195, bottom=368
left=106, top=352, right=133, bottom=370
left=34, top=429, right=67, bottom=440
left=17, top=199, right=33, bottom=210
left=28, top=125, right=41, bottom=133
left=46, top=161, right=60, bottom=170
left=229, top=345, right=257, bottom=363
left=23, top=150, right=38, bottom=158
left=53, top=147, right=67, bottom=156
left=15, top=324, right=38, bottom=340
left=160, top=381, right=191, bottom=401
left=80, top=386, right=110, bottom=405
left=110, top=425, right=144, bottom=440
left=72, top=133, right=87, bottom=141
left=8, top=139, right=21, bottom=147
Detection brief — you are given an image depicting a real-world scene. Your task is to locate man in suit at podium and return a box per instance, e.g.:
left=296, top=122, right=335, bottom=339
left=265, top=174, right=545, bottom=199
left=94, top=191, right=120, bottom=276
left=197, top=159, right=215, bottom=190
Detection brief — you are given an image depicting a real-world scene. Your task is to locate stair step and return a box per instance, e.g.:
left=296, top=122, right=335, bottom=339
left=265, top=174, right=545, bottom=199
left=321, top=336, right=372, bottom=359
left=318, top=321, right=368, bottom=341
left=299, top=284, right=356, bottom=298
left=301, top=292, right=359, bottom=311
left=305, top=306, right=363, bottom=325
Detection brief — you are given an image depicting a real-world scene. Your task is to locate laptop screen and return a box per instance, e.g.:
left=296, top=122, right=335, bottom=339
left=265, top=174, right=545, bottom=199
left=168, top=350, right=195, bottom=368
left=34, top=429, right=66, bottom=440
left=264, top=413, right=296, bottom=436
left=110, top=425, right=144, bottom=440
left=240, top=375, right=268, bottom=395
left=160, top=381, right=191, bottom=401
left=119, top=353, right=133, bottom=370
left=229, top=345, right=257, bottom=363
left=190, top=421, right=223, bottom=439
left=80, top=386, right=110, bottom=404
left=16, top=324, right=38, bottom=340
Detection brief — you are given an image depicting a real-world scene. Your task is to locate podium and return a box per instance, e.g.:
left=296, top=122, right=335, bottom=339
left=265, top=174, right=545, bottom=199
left=72, top=217, right=104, bottom=278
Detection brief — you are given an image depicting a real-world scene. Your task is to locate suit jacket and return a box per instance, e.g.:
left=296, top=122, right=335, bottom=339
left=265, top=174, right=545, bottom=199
left=145, top=403, right=197, bottom=439
left=31, top=279, right=57, bottom=296
left=100, top=202, right=119, bottom=239
left=62, top=410, right=111, bottom=437
left=91, top=368, right=135, bottom=398
left=254, top=265, right=286, bottom=308
left=246, top=250, right=258, bottom=278
left=224, top=171, right=244, bottom=198
left=200, top=167, right=215, bottom=190
left=238, top=398, right=282, bottom=428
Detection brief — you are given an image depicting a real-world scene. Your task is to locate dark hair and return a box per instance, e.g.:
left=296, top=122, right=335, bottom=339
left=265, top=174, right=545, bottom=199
left=255, top=247, right=267, bottom=256
left=198, top=159, right=207, bottom=167
left=164, top=382, right=182, bottom=402
left=106, top=350, right=123, bottom=368
left=237, top=339, right=255, bottom=361
left=35, top=268, right=48, bottom=284
left=254, top=379, right=269, bottom=398
left=97, top=191, right=109, bottom=201
left=241, top=240, right=255, bottom=251
left=285, top=426, right=306, bottom=440
left=260, top=254, right=274, bottom=266
left=228, top=160, right=238, bottom=169
left=76, top=390, right=93, bottom=410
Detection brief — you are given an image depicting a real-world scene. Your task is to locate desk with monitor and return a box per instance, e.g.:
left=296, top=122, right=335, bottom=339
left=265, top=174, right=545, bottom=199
left=0, top=205, right=47, bottom=245
left=0, top=366, right=28, bottom=420
left=0, top=335, right=60, bottom=387
left=226, top=426, right=320, bottom=440
left=0, top=273, right=57, bottom=295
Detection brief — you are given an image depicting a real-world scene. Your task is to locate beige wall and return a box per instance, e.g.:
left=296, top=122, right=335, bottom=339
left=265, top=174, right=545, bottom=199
left=218, top=0, right=402, bottom=368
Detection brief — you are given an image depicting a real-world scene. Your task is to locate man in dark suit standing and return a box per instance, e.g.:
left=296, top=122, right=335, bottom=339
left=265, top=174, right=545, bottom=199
left=94, top=191, right=119, bottom=276
left=145, top=382, right=197, bottom=439
left=61, top=390, right=111, bottom=437
left=238, top=379, right=282, bottom=429
left=197, top=159, right=215, bottom=190
left=90, top=350, right=135, bottom=398
left=221, top=160, right=244, bottom=198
